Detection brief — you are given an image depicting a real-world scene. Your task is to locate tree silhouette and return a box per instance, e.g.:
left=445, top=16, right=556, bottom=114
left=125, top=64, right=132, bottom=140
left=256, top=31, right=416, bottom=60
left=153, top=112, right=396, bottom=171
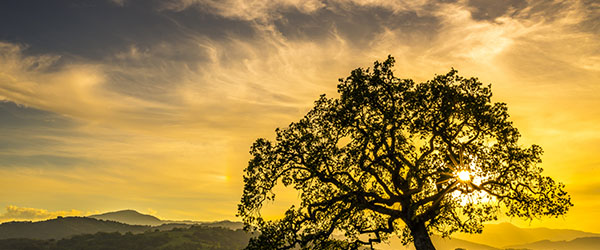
left=238, top=56, right=572, bottom=250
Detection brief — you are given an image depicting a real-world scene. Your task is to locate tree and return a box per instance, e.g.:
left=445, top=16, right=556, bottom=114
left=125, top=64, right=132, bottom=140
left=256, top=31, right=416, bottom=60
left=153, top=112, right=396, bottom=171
left=238, top=56, right=572, bottom=250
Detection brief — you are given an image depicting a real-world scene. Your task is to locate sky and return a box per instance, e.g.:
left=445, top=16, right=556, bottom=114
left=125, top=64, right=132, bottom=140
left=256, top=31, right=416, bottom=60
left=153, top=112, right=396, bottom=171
left=0, top=0, right=599, bottom=233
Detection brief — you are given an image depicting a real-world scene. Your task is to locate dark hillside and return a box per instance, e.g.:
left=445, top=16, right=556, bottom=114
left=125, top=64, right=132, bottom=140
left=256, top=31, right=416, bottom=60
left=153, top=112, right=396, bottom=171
left=0, top=217, right=149, bottom=240
left=0, top=225, right=252, bottom=250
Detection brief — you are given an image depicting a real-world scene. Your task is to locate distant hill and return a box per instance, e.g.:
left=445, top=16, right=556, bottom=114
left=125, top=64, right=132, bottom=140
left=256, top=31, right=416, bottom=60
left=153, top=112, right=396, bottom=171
left=0, top=217, right=149, bottom=240
left=3, top=210, right=598, bottom=250
left=0, top=225, right=252, bottom=250
left=0, top=210, right=245, bottom=241
left=89, top=209, right=245, bottom=230
left=507, top=236, right=600, bottom=250
left=88, top=210, right=163, bottom=226
left=371, top=223, right=600, bottom=250
left=453, top=222, right=600, bottom=248
left=431, top=235, right=501, bottom=250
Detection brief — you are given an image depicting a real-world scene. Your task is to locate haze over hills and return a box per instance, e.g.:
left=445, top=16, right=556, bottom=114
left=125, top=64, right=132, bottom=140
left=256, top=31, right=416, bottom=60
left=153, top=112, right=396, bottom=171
left=87, top=209, right=244, bottom=230
left=375, top=235, right=501, bottom=250
left=453, top=222, right=600, bottom=248
left=376, top=232, right=600, bottom=250
left=2, top=210, right=600, bottom=250
left=369, top=221, right=600, bottom=250
left=0, top=210, right=244, bottom=240
left=508, top=237, right=600, bottom=250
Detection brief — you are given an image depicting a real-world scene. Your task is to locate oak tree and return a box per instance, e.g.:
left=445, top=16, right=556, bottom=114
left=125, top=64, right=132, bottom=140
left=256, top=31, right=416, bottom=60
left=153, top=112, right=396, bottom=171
left=238, top=56, right=572, bottom=250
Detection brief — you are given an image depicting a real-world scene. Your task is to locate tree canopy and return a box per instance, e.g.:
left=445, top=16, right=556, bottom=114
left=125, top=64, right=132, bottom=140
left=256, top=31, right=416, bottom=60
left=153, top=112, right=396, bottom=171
left=238, top=56, right=572, bottom=250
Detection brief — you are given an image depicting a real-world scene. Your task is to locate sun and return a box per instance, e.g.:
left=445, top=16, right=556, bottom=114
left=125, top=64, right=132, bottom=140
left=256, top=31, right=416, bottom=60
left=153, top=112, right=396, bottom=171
left=457, top=170, right=471, bottom=182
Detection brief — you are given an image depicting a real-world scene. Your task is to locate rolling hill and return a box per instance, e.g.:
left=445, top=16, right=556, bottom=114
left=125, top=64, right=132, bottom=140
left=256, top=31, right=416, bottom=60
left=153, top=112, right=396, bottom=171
left=88, top=209, right=163, bottom=226
left=453, top=222, right=600, bottom=248
left=507, top=236, right=600, bottom=250
left=0, top=225, right=252, bottom=250
left=88, top=209, right=244, bottom=230
left=0, top=217, right=149, bottom=240
left=375, top=234, right=501, bottom=250
left=3, top=210, right=599, bottom=250
left=0, top=210, right=246, bottom=242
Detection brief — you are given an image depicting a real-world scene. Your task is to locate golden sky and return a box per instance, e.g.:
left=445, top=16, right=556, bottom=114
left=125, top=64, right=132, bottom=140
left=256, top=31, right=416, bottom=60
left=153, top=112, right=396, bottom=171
left=0, top=0, right=599, bottom=233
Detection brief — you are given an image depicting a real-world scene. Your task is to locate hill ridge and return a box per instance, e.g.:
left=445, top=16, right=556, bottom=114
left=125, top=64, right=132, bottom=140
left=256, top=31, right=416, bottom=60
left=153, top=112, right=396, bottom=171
left=507, top=236, right=600, bottom=250
left=453, top=222, right=600, bottom=248
left=3, top=210, right=598, bottom=250
left=88, top=209, right=163, bottom=226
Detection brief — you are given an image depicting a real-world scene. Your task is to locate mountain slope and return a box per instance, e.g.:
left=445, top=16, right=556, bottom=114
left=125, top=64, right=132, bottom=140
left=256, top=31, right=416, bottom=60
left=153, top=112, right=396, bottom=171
left=0, top=210, right=245, bottom=241
left=508, top=236, right=600, bottom=250
left=453, top=222, right=600, bottom=248
left=88, top=210, right=163, bottom=226
left=4, top=210, right=598, bottom=250
left=0, top=225, right=252, bottom=250
left=89, top=210, right=245, bottom=230
left=0, top=217, right=149, bottom=240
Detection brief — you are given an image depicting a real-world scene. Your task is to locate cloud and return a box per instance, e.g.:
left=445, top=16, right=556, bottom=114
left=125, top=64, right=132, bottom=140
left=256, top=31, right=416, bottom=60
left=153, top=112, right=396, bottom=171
left=0, top=0, right=597, bottom=176
left=108, top=0, right=128, bottom=7
left=146, top=208, right=158, bottom=216
left=163, top=0, right=456, bottom=22
left=0, top=1, right=596, bottom=155
left=3, top=0, right=592, bottom=132
left=0, top=42, right=179, bottom=131
left=466, top=0, right=527, bottom=21
left=0, top=0, right=256, bottom=60
left=0, top=205, right=83, bottom=222
left=161, top=0, right=326, bottom=20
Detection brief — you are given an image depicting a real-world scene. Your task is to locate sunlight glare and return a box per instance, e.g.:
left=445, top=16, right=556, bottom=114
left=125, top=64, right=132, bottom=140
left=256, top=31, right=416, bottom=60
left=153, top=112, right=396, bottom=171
left=457, top=170, right=470, bottom=182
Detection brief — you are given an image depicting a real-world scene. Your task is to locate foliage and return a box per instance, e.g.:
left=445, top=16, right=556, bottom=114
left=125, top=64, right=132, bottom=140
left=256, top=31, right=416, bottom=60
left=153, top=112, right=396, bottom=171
left=238, top=56, right=572, bottom=250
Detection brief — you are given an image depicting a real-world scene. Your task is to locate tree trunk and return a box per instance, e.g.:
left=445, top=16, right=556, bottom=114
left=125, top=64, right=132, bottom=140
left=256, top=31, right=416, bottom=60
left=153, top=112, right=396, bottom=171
left=410, top=222, right=436, bottom=250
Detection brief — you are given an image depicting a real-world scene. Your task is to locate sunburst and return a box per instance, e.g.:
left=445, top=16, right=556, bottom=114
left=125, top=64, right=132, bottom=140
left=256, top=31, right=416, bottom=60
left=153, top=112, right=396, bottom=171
left=456, top=170, right=471, bottom=182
